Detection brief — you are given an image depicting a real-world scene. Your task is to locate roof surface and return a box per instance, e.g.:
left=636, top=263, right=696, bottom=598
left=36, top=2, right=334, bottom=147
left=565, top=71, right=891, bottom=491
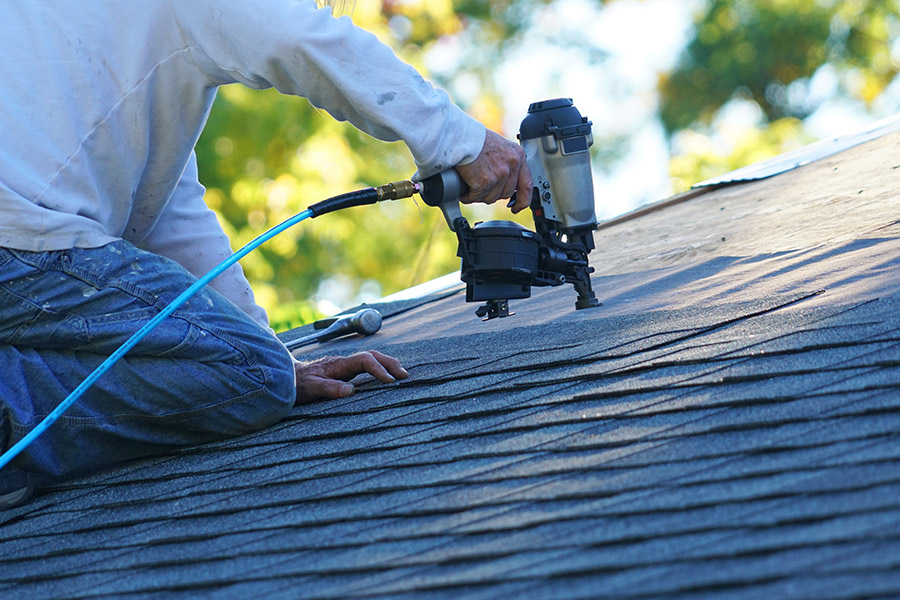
left=3, top=130, right=900, bottom=598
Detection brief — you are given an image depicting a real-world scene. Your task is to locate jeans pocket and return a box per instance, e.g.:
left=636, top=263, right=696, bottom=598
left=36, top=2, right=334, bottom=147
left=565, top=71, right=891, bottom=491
left=0, top=290, right=40, bottom=345
left=85, top=307, right=250, bottom=365
left=0, top=284, right=92, bottom=347
left=0, top=250, right=40, bottom=345
left=84, top=306, right=194, bottom=357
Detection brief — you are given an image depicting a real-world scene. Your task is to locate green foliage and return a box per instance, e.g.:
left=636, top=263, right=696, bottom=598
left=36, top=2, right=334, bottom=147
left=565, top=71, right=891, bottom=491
left=660, top=0, right=900, bottom=133
left=661, top=0, right=900, bottom=190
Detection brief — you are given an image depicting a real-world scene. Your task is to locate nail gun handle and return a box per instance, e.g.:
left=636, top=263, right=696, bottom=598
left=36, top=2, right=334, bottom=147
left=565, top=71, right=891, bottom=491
left=420, top=170, right=468, bottom=232
left=420, top=169, right=468, bottom=206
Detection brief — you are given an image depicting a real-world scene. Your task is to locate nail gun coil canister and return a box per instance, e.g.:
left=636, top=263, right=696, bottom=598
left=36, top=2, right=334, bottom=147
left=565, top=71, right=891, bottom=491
left=461, top=221, right=540, bottom=302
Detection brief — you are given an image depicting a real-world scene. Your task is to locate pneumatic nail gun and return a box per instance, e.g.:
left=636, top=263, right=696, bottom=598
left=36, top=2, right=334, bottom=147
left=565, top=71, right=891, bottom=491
left=420, top=98, right=602, bottom=320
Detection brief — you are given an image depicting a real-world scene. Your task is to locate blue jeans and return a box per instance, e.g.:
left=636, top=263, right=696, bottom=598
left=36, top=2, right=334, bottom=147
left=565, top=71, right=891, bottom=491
left=0, top=240, right=295, bottom=483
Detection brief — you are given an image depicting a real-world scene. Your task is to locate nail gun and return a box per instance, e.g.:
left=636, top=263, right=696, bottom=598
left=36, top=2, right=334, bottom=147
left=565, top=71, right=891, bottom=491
left=420, top=98, right=602, bottom=320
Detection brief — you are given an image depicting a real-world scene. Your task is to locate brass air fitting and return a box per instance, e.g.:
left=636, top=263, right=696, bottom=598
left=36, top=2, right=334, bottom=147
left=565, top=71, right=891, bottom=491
left=375, top=180, right=420, bottom=201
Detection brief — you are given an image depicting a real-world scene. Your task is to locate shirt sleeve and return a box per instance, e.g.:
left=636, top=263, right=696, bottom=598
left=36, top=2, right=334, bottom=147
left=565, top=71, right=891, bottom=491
left=169, top=0, right=486, bottom=177
left=135, top=152, right=271, bottom=328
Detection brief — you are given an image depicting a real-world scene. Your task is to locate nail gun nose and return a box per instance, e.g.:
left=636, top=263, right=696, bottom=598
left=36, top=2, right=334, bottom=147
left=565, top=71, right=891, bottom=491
left=284, top=308, right=383, bottom=351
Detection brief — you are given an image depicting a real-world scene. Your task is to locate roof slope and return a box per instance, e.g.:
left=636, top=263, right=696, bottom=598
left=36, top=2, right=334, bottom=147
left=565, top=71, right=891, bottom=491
left=3, top=131, right=900, bottom=598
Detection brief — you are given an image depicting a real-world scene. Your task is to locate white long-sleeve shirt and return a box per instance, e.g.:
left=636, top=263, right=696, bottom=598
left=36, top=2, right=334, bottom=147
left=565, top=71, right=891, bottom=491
left=0, top=0, right=485, bottom=326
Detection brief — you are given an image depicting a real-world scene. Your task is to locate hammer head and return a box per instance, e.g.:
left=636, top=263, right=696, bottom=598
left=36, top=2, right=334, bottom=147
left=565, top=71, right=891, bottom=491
left=287, top=308, right=383, bottom=351
left=346, top=308, right=382, bottom=336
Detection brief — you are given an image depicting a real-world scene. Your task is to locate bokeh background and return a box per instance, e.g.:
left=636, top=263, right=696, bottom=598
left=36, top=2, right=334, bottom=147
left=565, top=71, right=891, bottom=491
left=195, top=0, right=900, bottom=330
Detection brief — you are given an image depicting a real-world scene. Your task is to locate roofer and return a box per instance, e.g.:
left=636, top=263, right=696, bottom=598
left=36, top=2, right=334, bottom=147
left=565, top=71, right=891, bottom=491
left=0, top=0, right=532, bottom=508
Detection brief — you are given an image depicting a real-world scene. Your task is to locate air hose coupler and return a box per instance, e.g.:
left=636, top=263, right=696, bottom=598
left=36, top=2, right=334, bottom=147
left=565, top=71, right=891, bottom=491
left=375, top=180, right=420, bottom=201
left=307, top=180, right=420, bottom=218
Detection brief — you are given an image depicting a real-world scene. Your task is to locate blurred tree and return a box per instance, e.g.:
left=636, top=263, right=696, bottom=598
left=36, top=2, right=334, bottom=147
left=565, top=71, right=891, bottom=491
left=662, top=0, right=900, bottom=191
left=660, top=0, right=900, bottom=132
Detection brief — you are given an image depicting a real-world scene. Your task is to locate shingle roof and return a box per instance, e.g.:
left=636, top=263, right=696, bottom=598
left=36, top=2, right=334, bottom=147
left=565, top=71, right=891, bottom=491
left=3, top=130, right=900, bottom=598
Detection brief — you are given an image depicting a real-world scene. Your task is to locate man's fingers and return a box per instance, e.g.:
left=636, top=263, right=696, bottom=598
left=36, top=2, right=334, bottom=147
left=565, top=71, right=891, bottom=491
left=293, top=351, right=409, bottom=403
left=455, top=129, right=532, bottom=210
left=511, top=161, right=533, bottom=213
left=459, top=165, right=510, bottom=206
left=368, top=350, right=409, bottom=381
left=500, top=170, right=519, bottom=201
left=462, top=180, right=505, bottom=206
left=320, top=351, right=409, bottom=382
left=345, top=350, right=408, bottom=383
left=297, top=375, right=354, bottom=402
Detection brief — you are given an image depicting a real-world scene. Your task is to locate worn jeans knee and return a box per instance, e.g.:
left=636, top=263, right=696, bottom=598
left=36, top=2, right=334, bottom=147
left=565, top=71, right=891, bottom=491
left=0, top=241, right=295, bottom=479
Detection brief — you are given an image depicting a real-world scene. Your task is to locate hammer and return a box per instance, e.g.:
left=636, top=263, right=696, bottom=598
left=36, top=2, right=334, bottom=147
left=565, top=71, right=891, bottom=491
left=284, top=308, right=382, bottom=351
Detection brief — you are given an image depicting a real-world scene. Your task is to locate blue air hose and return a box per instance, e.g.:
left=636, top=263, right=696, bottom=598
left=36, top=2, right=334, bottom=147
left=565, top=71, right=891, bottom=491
left=0, top=181, right=418, bottom=471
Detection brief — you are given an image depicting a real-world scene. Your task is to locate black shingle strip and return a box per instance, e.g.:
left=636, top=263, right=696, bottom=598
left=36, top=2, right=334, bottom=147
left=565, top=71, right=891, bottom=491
left=12, top=536, right=468, bottom=592
left=566, top=364, right=890, bottom=405
left=84, top=534, right=900, bottom=599
left=394, top=454, right=899, bottom=518
left=606, top=529, right=900, bottom=599
left=348, top=482, right=900, bottom=600
left=237, top=338, right=890, bottom=446
left=672, top=310, right=900, bottom=357
left=3, top=422, right=896, bottom=564
left=515, top=354, right=884, bottom=423
left=0, top=435, right=392, bottom=566
left=620, top=326, right=900, bottom=377
left=506, top=545, right=900, bottom=600
left=543, top=301, right=895, bottom=367
left=381, top=291, right=825, bottom=392
left=279, top=374, right=892, bottom=475
left=8, top=386, right=899, bottom=544
left=715, top=321, right=899, bottom=361
left=9, top=510, right=900, bottom=599
left=5, top=386, right=884, bottom=552
left=665, top=571, right=900, bottom=600
left=232, top=483, right=893, bottom=562
left=444, top=478, right=900, bottom=544
left=23, top=416, right=890, bottom=543
left=194, top=344, right=891, bottom=434
left=51, top=390, right=900, bottom=496
left=474, top=527, right=899, bottom=598
left=0, top=438, right=320, bottom=532
left=695, top=341, right=900, bottom=381
left=273, top=319, right=898, bottom=427
left=6, top=426, right=895, bottom=570
left=285, top=293, right=827, bottom=410
left=267, top=436, right=900, bottom=520
left=502, top=351, right=880, bottom=402
left=8, top=467, right=900, bottom=598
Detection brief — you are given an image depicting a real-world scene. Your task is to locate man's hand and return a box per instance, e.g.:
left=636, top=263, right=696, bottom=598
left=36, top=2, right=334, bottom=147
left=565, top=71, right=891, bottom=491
left=455, top=129, right=533, bottom=214
left=294, top=350, right=408, bottom=403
